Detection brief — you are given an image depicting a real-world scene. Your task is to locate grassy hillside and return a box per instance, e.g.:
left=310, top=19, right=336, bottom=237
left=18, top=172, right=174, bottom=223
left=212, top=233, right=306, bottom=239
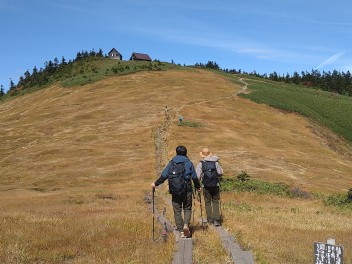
left=1, top=68, right=352, bottom=263
left=238, top=76, right=352, bottom=142
left=2, top=57, right=180, bottom=99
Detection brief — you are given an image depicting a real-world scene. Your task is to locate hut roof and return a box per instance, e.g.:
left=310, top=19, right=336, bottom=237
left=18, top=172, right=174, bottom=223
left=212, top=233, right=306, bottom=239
left=131, top=52, right=152, bottom=61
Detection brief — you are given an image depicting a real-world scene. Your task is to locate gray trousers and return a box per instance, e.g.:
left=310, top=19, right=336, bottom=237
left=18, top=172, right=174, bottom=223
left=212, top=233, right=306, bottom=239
left=203, top=186, right=220, bottom=223
left=172, top=191, right=193, bottom=231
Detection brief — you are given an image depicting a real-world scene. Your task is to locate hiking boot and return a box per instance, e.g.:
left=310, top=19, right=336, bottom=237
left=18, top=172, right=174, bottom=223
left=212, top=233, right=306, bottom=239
left=207, top=219, right=213, bottom=225
left=180, top=232, right=186, bottom=238
left=213, top=220, right=221, bottom=227
left=183, top=224, right=190, bottom=237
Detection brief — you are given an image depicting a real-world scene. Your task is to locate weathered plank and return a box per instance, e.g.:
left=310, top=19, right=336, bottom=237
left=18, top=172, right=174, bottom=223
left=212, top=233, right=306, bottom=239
left=214, top=225, right=254, bottom=264
left=146, top=193, right=194, bottom=263
left=172, top=238, right=193, bottom=264
left=156, top=204, right=194, bottom=264
left=156, top=195, right=254, bottom=263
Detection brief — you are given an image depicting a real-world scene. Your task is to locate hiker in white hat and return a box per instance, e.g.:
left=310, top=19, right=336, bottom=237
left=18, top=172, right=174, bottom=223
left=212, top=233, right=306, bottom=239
left=196, top=148, right=223, bottom=226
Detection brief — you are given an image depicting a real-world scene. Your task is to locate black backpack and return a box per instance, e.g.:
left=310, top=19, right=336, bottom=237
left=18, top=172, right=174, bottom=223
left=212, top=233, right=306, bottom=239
left=201, top=160, right=219, bottom=187
left=167, top=160, right=186, bottom=195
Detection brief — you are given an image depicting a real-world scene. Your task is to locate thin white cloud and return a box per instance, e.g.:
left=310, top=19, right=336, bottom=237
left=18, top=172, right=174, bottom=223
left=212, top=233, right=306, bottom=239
left=237, top=48, right=276, bottom=59
left=165, top=32, right=318, bottom=64
left=307, top=19, right=352, bottom=28
left=316, top=52, right=345, bottom=69
left=124, top=22, right=321, bottom=66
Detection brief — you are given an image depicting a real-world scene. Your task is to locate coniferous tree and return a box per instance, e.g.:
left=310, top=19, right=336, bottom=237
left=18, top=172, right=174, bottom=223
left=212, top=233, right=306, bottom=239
left=18, top=76, right=25, bottom=87
left=9, top=79, right=15, bottom=90
left=45, top=60, right=55, bottom=75
left=53, top=57, right=59, bottom=68
left=205, top=61, right=220, bottom=70
left=0, top=84, right=4, bottom=97
left=83, top=50, right=89, bottom=58
left=31, top=66, right=39, bottom=85
left=75, top=51, right=82, bottom=61
left=284, top=73, right=290, bottom=83
left=23, top=70, right=31, bottom=87
left=292, top=72, right=300, bottom=84
left=89, top=49, right=96, bottom=57
left=98, top=48, right=103, bottom=57
left=269, top=71, right=278, bottom=81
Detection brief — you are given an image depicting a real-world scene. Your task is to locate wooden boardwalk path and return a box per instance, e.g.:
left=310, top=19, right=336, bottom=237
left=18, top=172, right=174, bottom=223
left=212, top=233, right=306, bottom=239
left=172, top=238, right=193, bottom=264
left=149, top=77, right=255, bottom=263
left=147, top=194, right=255, bottom=264
left=213, top=225, right=254, bottom=264
left=145, top=192, right=193, bottom=264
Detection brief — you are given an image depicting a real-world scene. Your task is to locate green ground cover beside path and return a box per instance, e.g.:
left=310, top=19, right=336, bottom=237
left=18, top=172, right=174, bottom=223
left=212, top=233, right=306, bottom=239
left=238, top=78, right=352, bottom=142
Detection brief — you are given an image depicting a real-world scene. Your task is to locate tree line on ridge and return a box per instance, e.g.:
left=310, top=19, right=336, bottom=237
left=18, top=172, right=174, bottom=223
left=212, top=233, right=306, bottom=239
left=1, top=55, right=352, bottom=98
left=1, top=49, right=104, bottom=97
left=196, top=61, right=352, bottom=97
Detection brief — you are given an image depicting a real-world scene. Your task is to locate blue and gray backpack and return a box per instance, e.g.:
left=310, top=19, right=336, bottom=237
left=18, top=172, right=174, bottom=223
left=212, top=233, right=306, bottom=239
left=167, top=160, right=186, bottom=195
left=201, top=160, right=219, bottom=187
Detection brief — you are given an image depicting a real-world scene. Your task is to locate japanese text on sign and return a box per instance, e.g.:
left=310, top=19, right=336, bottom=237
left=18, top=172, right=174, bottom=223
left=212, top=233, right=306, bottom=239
left=314, top=242, right=344, bottom=264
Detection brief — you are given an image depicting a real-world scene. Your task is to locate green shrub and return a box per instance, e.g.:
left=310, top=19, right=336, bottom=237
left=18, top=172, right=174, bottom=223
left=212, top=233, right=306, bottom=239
left=322, top=188, right=352, bottom=209
left=221, top=174, right=314, bottom=200
left=221, top=178, right=291, bottom=197
left=324, top=194, right=352, bottom=209
left=237, top=171, right=250, bottom=181
left=177, top=121, right=203, bottom=128
left=348, top=188, right=352, bottom=200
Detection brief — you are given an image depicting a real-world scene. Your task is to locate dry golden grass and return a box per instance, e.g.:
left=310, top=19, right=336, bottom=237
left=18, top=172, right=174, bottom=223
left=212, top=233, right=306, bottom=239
left=193, top=227, right=232, bottom=264
left=1, top=183, right=175, bottom=263
left=1, top=68, right=352, bottom=263
left=153, top=189, right=232, bottom=264
left=222, top=192, right=352, bottom=263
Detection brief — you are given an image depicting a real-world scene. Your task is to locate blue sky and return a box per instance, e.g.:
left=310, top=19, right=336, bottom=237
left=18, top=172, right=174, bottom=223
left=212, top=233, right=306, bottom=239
left=1, top=0, right=352, bottom=92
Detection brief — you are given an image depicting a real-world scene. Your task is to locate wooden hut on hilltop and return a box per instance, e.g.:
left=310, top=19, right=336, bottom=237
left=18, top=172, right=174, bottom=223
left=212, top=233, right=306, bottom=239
left=108, top=48, right=122, bottom=60
left=130, top=52, right=152, bottom=61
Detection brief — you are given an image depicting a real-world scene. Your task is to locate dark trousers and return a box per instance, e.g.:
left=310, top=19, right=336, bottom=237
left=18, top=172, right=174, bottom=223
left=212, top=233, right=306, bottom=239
left=172, top=191, right=193, bottom=231
left=203, top=186, right=220, bottom=223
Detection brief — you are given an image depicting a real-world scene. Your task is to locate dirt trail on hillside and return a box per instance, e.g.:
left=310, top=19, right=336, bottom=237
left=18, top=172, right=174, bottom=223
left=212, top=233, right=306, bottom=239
left=154, top=108, right=174, bottom=175
left=153, top=76, right=247, bottom=171
left=152, top=77, right=254, bottom=263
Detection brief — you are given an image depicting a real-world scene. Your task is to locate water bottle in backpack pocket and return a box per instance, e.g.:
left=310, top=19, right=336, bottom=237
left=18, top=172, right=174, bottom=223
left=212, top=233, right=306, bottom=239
left=167, top=160, right=186, bottom=195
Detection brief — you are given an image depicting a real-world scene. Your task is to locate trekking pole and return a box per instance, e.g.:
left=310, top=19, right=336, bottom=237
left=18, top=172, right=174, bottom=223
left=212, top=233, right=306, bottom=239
left=163, top=222, right=167, bottom=242
left=219, top=183, right=223, bottom=224
left=198, top=190, right=205, bottom=232
left=162, top=206, right=167, bottom=242
left=152, top=186, right=155, bottom=241
left=192, top=189, right=196, bottom=225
